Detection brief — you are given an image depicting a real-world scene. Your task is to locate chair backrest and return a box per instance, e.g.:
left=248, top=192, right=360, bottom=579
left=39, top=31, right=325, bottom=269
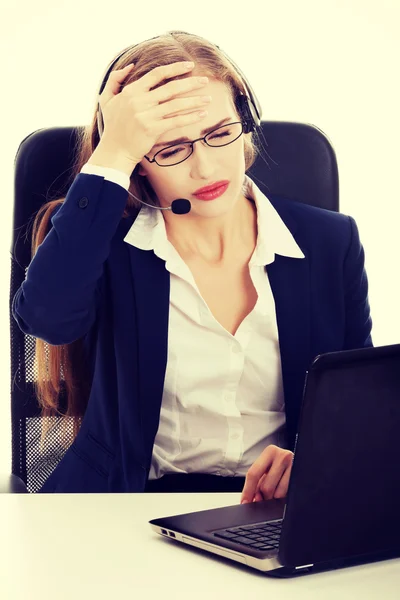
left=10, top=121, right=339, bottom=493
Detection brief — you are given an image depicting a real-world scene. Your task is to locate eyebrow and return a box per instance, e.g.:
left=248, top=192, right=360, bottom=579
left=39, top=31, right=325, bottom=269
left=153, top=117, right=233, bottom=149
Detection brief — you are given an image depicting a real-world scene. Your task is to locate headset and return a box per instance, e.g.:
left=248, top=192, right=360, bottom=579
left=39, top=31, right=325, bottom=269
left=97, top=31, right=262, bottom=136
left=95, top=31, right=263, bottom=214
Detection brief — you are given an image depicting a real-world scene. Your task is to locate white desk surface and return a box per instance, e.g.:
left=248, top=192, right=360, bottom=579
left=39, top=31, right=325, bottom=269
left=1, top=492, right=400, bottom=600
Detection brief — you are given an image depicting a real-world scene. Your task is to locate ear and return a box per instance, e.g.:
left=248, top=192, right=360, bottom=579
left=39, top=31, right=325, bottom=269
left=138, top=164, right=147, bottom=176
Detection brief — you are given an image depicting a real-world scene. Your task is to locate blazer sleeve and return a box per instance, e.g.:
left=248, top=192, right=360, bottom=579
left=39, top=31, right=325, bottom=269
left=12, top=173, right=129, bottom=346
left=343, top=215, right=373, bottom=349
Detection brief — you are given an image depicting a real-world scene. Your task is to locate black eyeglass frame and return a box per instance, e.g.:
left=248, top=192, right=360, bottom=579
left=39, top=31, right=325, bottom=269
left=143, top=121, right=245, bottom=167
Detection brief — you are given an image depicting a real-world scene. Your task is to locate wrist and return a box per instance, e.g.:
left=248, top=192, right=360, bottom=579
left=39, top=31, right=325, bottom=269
left=87, top=142, right=138, bottom=177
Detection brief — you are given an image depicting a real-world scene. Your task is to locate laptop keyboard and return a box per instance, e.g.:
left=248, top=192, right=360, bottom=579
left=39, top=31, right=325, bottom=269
left=213, top=519, right=282, bottom=551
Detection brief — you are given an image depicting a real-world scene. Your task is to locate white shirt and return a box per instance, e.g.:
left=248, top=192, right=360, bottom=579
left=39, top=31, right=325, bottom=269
left=80, top=163, right=305, bottom=479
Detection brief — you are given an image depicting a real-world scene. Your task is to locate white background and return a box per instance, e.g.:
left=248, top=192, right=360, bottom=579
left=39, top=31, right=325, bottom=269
left=0, top=0, right=399, bottom=476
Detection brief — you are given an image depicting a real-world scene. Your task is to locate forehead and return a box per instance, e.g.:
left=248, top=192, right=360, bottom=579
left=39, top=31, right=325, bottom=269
left=154, top=79, right=237, bottom=146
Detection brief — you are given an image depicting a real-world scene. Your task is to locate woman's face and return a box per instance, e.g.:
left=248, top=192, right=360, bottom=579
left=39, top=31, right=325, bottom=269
left=137, top=79, right=247, bottom=219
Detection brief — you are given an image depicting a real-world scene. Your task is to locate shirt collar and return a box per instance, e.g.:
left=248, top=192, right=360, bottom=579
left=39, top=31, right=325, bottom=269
left=123, top=174, right=305, bottom=265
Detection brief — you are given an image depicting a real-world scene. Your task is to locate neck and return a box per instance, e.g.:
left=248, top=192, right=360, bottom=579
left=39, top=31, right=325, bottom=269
left=164, top=195, right=257, bottom=266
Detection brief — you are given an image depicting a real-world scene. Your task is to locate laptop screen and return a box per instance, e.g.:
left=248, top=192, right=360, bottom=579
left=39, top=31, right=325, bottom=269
left=279, top=344, right=400, bottom=567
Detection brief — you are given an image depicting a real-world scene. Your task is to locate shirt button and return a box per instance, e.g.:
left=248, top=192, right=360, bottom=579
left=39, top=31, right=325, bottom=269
left=232, top=344, right=241, bottom=354
left=78, top=197, right=89, bottom=208
left=231, top=433, right=240, bottom=440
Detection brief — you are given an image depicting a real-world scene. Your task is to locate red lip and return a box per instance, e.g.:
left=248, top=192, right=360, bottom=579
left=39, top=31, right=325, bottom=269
left=193, top=180, right=230, bottom=195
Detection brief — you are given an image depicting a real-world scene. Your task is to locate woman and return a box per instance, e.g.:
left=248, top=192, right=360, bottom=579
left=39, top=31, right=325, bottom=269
left=12, top=31, right=373, bottom=497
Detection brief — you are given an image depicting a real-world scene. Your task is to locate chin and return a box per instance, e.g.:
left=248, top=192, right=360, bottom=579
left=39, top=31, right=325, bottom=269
left=194, top=198, right=237, bottom=217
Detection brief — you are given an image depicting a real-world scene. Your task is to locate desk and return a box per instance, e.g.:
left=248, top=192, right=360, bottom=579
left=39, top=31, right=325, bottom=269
left=1, top=492, right=400, bottom=600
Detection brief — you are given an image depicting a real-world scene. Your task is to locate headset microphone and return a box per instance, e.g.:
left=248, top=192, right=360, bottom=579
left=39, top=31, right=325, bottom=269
left=126, top=189, right=192, bottom=214
left=167, top=199, right=191, bottom=214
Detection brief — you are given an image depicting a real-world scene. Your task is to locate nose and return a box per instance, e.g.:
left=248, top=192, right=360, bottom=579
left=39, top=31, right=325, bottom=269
left=189, top=139, right=216, bottom=179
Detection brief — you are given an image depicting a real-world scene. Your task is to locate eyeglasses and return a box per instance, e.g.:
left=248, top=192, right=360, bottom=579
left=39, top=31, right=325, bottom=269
left=144, top=121, right=244, bottom=167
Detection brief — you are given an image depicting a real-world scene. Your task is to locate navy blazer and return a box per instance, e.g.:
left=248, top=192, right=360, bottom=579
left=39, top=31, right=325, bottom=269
left=12, top=173, right=373, bottom=493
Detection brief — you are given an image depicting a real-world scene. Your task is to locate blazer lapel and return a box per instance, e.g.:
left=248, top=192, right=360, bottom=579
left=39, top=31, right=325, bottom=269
left=266, top=199, right=311, bottom=448
left=127, top=243, right=170, bottom=459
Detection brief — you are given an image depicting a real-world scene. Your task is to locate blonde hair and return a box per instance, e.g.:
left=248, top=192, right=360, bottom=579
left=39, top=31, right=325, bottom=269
left=31, top=30, right=261, bottom=450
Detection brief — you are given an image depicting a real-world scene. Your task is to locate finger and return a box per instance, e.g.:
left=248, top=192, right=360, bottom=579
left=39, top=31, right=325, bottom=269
left=240, top=447, right=276, bottom=503
left=142, top=61, right=195, bottom=92
left=253, top=490, right=264, bottom=502
left=241, top=469, right=268, bottom=504
left=251, top=474, right=267, bottom=503
left=259, top=452, right=293, bottom=500
left=107, top=63, right=134, bottom=94
left=150, top=110, right=209, bottom=144
left=153, top=95, right=212, bottom=120
left=259, top=466, right=286, bottom=500
left=103, top=64, right=135, bottom=100
left=240, top=473, right=265, bottom=504
left=273, top=461, right=293, bottom=499
left=153, top=75, right=209, bottom=105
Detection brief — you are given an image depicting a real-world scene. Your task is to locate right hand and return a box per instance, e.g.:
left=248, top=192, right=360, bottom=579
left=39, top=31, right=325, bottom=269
left=97, top=61, right=211, bottom=165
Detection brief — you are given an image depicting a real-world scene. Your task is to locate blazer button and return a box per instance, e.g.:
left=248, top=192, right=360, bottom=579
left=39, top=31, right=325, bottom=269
left=78, top=197, right=89, bottom=208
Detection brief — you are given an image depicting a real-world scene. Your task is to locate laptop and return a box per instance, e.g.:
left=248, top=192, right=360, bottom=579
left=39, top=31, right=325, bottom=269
left=149, top=343, right=400, bottom=577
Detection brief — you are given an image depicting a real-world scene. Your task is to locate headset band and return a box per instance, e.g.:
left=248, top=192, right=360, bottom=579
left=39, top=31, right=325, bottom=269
left=97, top=33, right=262, bottom=125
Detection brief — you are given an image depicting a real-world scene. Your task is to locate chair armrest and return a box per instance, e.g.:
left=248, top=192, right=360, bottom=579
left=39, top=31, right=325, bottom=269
left=0, top=473, right=29, bottom=493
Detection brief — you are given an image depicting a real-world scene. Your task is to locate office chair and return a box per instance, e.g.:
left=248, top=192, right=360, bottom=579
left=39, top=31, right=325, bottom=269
left=2, top=121, right=339, bottom=494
